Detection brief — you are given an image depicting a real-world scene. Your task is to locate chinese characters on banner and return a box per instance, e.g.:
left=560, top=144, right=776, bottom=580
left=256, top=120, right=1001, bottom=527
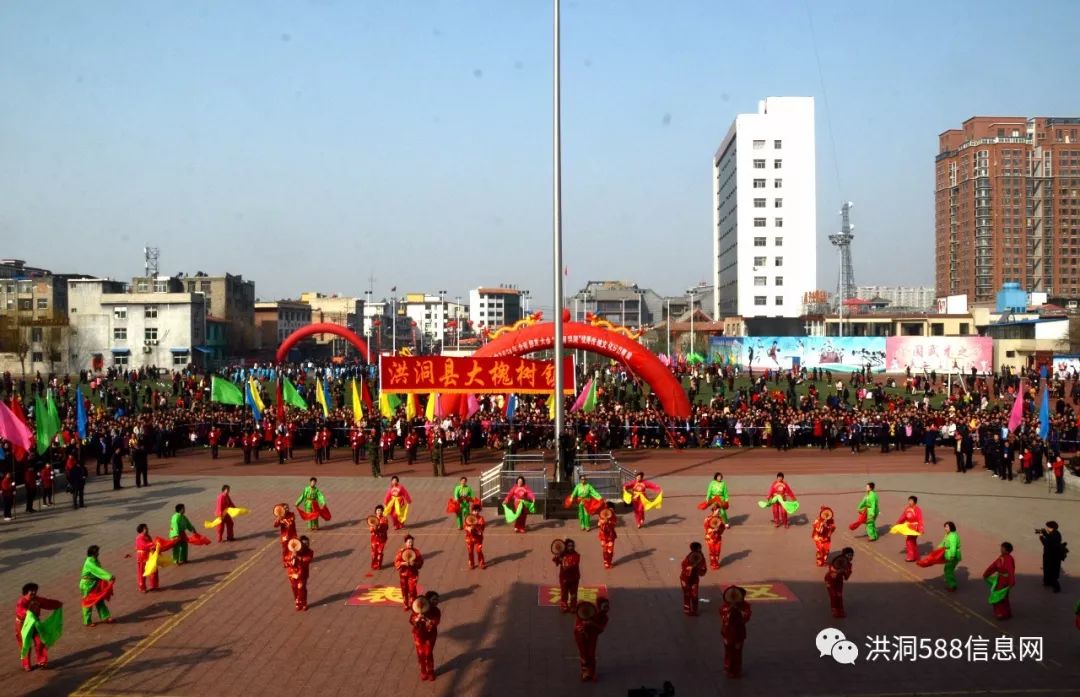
left=379, top=356, right=576, bottom=395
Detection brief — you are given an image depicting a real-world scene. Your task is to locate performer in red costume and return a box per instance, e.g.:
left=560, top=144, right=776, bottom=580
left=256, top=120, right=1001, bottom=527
left=273, top=504, right=298, bottom=566
left=982, top=541, right=1016, bottom=620
left=367, top=505, right=389, bottom=570
left=597, top=503, right=618, bottom=570
left=503, top=476, right=536, bottom=533
left=824, top=547, right=855, bottom=618
left=765, top=472, right=796, bottom=528
left=394, top=535, right=424, bottom=611
left=811, top=506, right=836, bottom=567
left=574, top=599, right=609, bottom=682
left=719, top=585, right=752, bottom=678
left=14, top=583, right=62, bottom=672
left=464, top=502, right=486, bottom=570
left=135, top=524, right=159, bottom=592
left=705, top=504, right=726, bottom=570
left=215, top=485, right=237, bottom=543
left=896, top=496, right=924, bottom=562
left=409, top=591, right=441, bottom=681
left=285, top=536, right=314, bottom=611
left=680, top=542, right=708, bottom=616
left=553, top=538, right=582, bottom=613
left=383, top=476, right=412, bottom=530
left=622, top=471, right=662, bottom=528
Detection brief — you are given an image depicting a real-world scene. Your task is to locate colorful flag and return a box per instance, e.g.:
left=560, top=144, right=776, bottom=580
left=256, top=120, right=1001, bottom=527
left=1039, top=383, right=1050, bottom=439
left=505, top=394, right=518, bottom=422
left=275, top=379, right=285, bottom=423
left=9, top=398, right=29, bottom=460
left=464, top=393, right=480, bottom=420
left=379, top=391, right=400, bottom=418
left=425, top=393, right=439, bottom=421
left=1006, top=379, right=1024, bottom=433
left=350, top=379, right=363, bottom=421
left=581, top=378, right=598, bottom=413
left=570, top=378, right=594, bottom=413
left=548, top=394, right=557, bottom=420
left=211, top=376, right=244, bottom=406
left=406, top=393, right=419, bottom=420
left=244, top=382, right=262, bottom=422
left=75, top=386, right=88, bottom=439
left=282, top=377, right=308, bottom=409
left=247, top=378, right=266, bottom=413
left=315, top=378, right=329, bottom=418
left=34, top=394, right=61, bottom=455
left=361, top=378, right=373, bottom=413
left=0, top=400, right=33, bottom=455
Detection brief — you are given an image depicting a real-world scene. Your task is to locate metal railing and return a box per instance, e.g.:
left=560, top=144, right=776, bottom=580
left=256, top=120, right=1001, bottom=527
left=571, top=452, right=635, bottom=501
left=480, top=454, right=551, bottom=504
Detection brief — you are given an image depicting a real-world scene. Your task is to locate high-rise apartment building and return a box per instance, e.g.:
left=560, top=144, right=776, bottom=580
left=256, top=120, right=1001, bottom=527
left=713, top=97, right=817, bottom=329
left=935, top=116, right=1080, bottom=303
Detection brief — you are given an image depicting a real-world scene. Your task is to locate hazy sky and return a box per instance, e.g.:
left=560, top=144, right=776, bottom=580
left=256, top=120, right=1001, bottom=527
left=2, top=1, right=1079, bottom=311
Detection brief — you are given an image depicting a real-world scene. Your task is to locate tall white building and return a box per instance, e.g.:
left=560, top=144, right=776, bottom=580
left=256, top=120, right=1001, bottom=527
left=713, top=97, right=817, bottom=325
left=468, top=287, right=524, bottom=329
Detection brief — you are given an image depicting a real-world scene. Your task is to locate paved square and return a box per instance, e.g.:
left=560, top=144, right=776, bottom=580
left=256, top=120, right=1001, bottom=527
left=2, top=447, right=1078, bottom=697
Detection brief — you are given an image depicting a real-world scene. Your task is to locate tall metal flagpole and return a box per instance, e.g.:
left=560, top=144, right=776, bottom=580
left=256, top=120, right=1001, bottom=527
left=552, top=0, right=565, bottom=484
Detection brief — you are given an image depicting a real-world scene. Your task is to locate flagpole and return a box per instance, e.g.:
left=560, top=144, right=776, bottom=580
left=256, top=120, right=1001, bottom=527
left=552, top=0, right=566, bottom=484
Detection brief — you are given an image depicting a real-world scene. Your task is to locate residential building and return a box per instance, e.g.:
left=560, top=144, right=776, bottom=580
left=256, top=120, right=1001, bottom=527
left=469, top=286, right=524, bottom=329
left=568, top=281, right=650, bottom=326
left=254, top=301, right=312, bottom=351
left=403, top=293, right=467, bottom=348
left=180, top=272, right=256, bottom=353
left=713, top=97, right=817, bottom=330
left=0, top=261, right=92, bottom=375
left=935, top=115, right=1080, bottom=303
left=300, top=292, right=365, bottom=357
left=855, top=286, right=936, bottom=310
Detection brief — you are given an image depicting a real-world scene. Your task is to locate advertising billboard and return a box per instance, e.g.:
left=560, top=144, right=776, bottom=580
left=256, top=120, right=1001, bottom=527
left=708, top=336, right=886, bottom=373
left=884, top=336, right=992, bottom=374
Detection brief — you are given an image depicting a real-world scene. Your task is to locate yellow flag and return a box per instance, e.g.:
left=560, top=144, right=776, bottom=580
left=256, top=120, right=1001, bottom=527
left=548, top=394, right=557, bottom=420
left=425, top=393, right=438, bottom=421
left=315, top=378, right=329, bottom=417
left=248, top=378, right=265, bottom=412
left=351, top=379, right=363, bottom=422
left=406, top=393, right=417, bottom=420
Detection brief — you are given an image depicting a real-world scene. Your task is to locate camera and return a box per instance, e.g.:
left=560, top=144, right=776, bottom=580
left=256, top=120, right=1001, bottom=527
left=1035, top=528, right=1044, bottom=535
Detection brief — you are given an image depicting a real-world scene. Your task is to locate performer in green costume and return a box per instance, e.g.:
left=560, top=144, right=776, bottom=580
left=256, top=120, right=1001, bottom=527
left=296, top=477, right=326, bottom=531
left=451, top=477, right=475, bottom=530
left=849, top=482, right=879, bottom=541
left=940, top=521, right=962, bottom=591
left=705, top=472, right=730, bottom=524
left=79, top=545, right=115, bottom=626
left=169, top=503, right=197, bottom=564
left=570, top=475, right=602, bottom=532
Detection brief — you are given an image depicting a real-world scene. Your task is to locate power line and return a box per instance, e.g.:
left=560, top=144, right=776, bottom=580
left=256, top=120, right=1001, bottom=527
left=804, top=1, right=843, bottom=194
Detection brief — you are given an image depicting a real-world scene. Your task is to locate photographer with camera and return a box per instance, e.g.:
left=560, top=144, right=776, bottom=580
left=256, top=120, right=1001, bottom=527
left=1037, top=521, right=1066, bottom=593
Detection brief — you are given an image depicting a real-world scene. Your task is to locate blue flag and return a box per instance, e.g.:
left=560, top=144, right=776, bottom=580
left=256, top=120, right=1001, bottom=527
left=322, top=378, right=333, bottom=413
left=1039, top=384, right=1050, bottom=439
left=245, top=381, right=262, bottom=422
left=75, top=386, right=87, bottom=439
left=505, top=394, right=518, bottom=422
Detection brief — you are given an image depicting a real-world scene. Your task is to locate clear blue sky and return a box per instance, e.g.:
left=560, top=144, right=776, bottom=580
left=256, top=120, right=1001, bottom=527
left=2, top=1, right=1079, bottom=310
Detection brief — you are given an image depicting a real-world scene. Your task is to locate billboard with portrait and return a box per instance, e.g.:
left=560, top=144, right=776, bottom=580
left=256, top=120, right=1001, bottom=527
left=884, top=336, right=992, bottom=374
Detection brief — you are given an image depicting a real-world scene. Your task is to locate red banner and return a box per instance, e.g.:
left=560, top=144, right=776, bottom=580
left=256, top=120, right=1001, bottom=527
left=380, top=356, right=575, bottom=394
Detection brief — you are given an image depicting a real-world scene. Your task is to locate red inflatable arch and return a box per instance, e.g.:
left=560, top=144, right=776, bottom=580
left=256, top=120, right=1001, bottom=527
left=444, top=314, right=691, bottom=418
left=276, top=323, right=373, bottom=363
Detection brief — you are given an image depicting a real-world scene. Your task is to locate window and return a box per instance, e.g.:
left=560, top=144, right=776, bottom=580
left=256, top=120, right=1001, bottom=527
left=753, top=217, right=766, bottom=227
left=931, top=323, right=945, bottom=336
left=136, top=281, right=149, bottom=292
left=775, top=218, right=784, bottom=227
left=145, top=305, right=158, bottom=319
left=17, top=281, right=31, bottom=293
left=754, top=198, right=766, bottom=208
left=32, top=352, right=43, bottom=363
left=18, top=299, right=32, bottom=311
left=774, top=139, right=782, bottom=149
left=958, top=323, right=970, bottom=335
left=753, top=237, right=766, bottom=246
left=774, top=159, right=782, bottom=169
left=153, top=281, right=169, bottom=292
left=775, top=178, right=782, bottom=188
left=775, top=256, right=783, bottom=267
left=113, top=327, right=127, bottom=341
left=114, top=354, right=129, bottom=367
left=754, top=276, right=767, bottom=286
left=172, top=352, right=190, bottom=367
left=753, top=178, right=766, bottom=188
left=36, top=298, right=48, bottom=309
left=200, top=281, right=211, bottom=292
left=753, top=159, right=765, bottom=169
left=753, top=256, right=767, bottom=266
left=144, top=327, right=158, bottom=341
left=113, top=307, right=127, bottom=320
left=30, top=328, right=42, bottom=342
left=775, top=276, right=784, bottom=286
left=775, top=296, right=784, bottom=305
left=775, top=198, right=783, bottom=208
left=754, top=296, right=767, bottom=306
left=753, top=140, right=765, bottom=149
left=775, top=237, right=783, bottom=246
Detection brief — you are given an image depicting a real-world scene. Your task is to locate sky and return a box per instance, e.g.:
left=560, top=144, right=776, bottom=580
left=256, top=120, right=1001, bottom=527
left=2, top=0, right=1080, bottom=312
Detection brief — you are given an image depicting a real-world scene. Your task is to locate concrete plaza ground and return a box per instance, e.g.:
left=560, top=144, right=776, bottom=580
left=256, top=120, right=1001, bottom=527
left=2, top=445, right=1078, bottom=697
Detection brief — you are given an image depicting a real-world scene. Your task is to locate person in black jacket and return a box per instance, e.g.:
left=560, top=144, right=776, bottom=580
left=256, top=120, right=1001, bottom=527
left=69, top=462, right=87, bottom=509
left=1038, top=521, right=1064, bottom=593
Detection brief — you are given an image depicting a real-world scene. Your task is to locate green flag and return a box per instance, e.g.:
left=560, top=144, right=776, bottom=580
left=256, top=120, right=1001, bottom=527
left=20, top=607, right=63, bottom=658
left=282, top=377, right=308, bottom=409
left=35, top=394, right=61, bottom=455
left=211, top=376, right=244, bottom=406
left=582, top=378, right=599, bottom=413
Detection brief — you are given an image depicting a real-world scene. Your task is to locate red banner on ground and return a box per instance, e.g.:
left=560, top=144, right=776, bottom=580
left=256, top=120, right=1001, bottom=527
left=380, top=356, right=575, bottom=394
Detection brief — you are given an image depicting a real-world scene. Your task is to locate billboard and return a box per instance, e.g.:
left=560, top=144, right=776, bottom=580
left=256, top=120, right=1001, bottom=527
left=708, top=336, right=886, bottom=373
left=1052, top=355, right=1080, bottom=379
left=884, top=336, right=992, bottom=374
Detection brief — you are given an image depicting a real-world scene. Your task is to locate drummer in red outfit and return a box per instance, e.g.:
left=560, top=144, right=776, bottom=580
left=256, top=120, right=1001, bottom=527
left=368, top=505, right=390, bottom=570
left=680, top=542, right=708, bottom=616
left=285, top=536, right=314, bottom=611
left=409, top=591, right=441, bottom=681
left=552, top=538, right=581, bottom=612
left=719, top=585, right=752, bottom=678
left=704, top=504, right=726, bottom=570
left=394, top=535, right=424, bottom=611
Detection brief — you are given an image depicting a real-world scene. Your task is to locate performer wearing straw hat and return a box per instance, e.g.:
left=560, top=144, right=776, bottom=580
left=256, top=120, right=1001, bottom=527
left=704, top=504, right=727, bottom=570
left=368, top=505, right=390, bottom=570
left=464, top=502, right=486, bottom=570
left=573, top=599, right=609, bottom=682
left=680, top=542, right=708, bottom=616
left=285, top=536, right=314, bottom=611
left=409, top=591, right=441, bottom=681
left=597, top=503, right=618, bottom=570
left=394, top=535, right=424, bottom=611
left=719, top=585, right=752, bottom=678
left=273, top=504, right=298, bottom=567
left=811, top=506, right=837, bottom=567
left=552, top=538, right=581, bottom=613
left=824, top=548, right=855, bottom=618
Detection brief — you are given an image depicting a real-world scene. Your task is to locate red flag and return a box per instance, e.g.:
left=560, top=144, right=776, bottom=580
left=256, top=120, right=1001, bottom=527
left=361, top=379, right=373, bottom=413
left=8, top=397, right=29, bottom=461
left=276, top=379, right=285, bottom=423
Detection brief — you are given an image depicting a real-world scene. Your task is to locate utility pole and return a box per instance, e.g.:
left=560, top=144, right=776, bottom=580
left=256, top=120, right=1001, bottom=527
left=552, top=0, right=566, bottom=483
